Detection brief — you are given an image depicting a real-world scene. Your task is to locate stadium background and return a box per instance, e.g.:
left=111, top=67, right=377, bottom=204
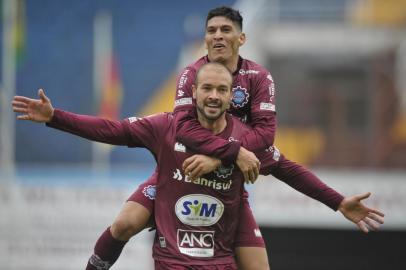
left=0, top=0, right=405, bottom=269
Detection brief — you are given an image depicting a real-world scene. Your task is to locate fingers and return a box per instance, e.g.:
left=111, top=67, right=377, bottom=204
left=38, top=89, right=48, bottom=102
left=12, top=100, right=28, bottom=113
left=13, top=95, right=35, bottom=103
left=362, top=217, right=380, bottom=231
left=242, top=171, right=250, bottom=184
left=355, top=192, right=371, bottom=201
left=184, top=160, right=199, bottom=177
left=183, top=156, right=195, bottom=171
left=16, top=114, right=31, bottom=120
left=190, top=167, right=203, bottom=179
left=13, top=107, right=28, bottom=114
left=12, top=100, right=28, bottom=108
left=356, top=220, right=369, bottom=233
left=253, top=163, right=260, bottom=182
left=369, top=208, right=385, bottom=218
left=368, top=212, right=385, bottom=224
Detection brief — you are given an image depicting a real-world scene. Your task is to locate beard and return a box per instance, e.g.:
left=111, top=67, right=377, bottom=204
left=196, top=102, right=227, bottom=122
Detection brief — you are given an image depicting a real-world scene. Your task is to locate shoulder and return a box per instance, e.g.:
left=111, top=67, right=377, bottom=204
left=182, top=56, right=208, bottom=74
left=126, top=112, right=173, bottom=128
left=239, top=58, right=274, bottom=82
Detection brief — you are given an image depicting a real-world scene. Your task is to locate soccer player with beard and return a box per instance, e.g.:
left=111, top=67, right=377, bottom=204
left=13, top=63, right=384, bottom=270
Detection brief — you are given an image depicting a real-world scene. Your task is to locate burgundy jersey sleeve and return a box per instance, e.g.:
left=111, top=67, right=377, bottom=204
left=173, top=67, right=196, bottom=112
left=173, top=111, right=241, bottom=165
left=46, top=109, right=164, bottom=154
left=271, top=157, right=344, bottom=211
left=240, top=70, right=277, bottom=153
left=121, top=113, right=168, bottom=154
left=46, top=109, right=129, bottom=145
left=173, top=65, right=241, bottom=165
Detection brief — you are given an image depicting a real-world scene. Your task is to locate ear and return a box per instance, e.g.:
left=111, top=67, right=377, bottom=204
left=238, top=32, right=246, bottom=47
left=192, top=84, right=197, bottom=99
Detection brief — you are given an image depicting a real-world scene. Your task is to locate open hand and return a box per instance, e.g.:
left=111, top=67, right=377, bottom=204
left=12, top=89, right=54, bottom=123
left=338, top=192, right=385, bottom=233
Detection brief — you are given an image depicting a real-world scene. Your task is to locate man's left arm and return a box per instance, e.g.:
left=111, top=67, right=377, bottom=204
left=260, top=153, right=384, bottom=232
left=240, top=71, right=277, bottom=152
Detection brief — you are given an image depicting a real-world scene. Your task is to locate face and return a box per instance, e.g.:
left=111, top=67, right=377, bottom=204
left=205, top=16, right=245, bottom=64
left=193, top=65, right=233, bottom=122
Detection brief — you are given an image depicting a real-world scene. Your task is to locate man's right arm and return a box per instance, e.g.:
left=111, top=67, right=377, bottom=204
left=46, top=109, right=130, bottom=146
left=12, top=89, right=161, bottom=152
left=47, top=110, right=161, bottom=152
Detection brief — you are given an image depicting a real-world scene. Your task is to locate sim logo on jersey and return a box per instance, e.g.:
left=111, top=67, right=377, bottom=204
left=175, top=194, right=224, bottom=226
left=177, top=229, right=215, bottom=257
left=142, top=185, right=156, bottom=200
left=232, top=86, right=249, bottom=108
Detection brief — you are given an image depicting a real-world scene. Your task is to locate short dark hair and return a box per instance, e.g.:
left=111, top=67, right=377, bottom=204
left=206, top=6, right=243, bottom=31
left=195, top=62, right=233, bottom=89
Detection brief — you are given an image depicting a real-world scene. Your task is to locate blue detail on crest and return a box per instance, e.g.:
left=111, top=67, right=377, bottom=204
left=143, top=185, right=156, bottom=200
left=232, top=86, right=249, bottom=108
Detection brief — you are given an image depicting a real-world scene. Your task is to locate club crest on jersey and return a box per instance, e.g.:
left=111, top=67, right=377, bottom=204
left=142, top=185, right=156, bottom=200
left=214, top=164, right=234, bottom=179
left=232, top=86, right=249, bottom=108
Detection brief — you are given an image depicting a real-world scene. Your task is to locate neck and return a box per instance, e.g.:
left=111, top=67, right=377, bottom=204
left=210, top=55, right=239, bottom=73
left=197, top=113, right=227, bottom=135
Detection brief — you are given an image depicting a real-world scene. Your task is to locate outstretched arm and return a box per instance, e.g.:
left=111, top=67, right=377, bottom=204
left=268, top=156, right=385, bottom=233
left=12, top=89, right=129, bottom=145
left=12, top=89, right=162, bottom=152
left=338, top=192, right=385, bottom=233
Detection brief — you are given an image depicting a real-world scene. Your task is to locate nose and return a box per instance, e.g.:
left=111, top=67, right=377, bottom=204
left=208, top=90, right=220, bottom=100
left=213, top=29, right=223, bottom=40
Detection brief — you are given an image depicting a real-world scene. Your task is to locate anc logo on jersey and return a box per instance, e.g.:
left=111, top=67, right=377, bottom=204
left=177, top=229, right=215, bottom=257
left=231, top=86, right=249, bottom=108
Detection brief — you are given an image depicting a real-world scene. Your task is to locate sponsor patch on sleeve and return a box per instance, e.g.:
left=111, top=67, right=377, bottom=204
left=175, top=97, right=193, bottom=107
left=128, top=116, right=140, bottom=123
left=260, top=102, right=275, bottom=112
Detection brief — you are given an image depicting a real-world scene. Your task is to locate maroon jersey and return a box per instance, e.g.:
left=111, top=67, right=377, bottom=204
left=47, top=110, right=280, bottom=265
left=174, top=56, right=277, bottom=164
left=121, top=113, right=279, bottom=265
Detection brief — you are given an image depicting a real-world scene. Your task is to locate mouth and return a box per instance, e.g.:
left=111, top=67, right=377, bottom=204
left=205, top=103, right=221, bottom=113
left=205, top=102, right=221, bottom=108
left=213, top=43, right=226, bottom=49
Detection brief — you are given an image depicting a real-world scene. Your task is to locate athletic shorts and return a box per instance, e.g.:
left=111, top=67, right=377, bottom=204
left=127, top=171, right=265, bottom=248
left=154, top=260, right=237, bottom=270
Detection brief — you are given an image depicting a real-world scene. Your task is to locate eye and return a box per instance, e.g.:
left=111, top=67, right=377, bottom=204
left=206, top=27, right=216, bottom=34
left=219, top=87, right=229, bottom=93
left=222, top=26, right=232, bottom=33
